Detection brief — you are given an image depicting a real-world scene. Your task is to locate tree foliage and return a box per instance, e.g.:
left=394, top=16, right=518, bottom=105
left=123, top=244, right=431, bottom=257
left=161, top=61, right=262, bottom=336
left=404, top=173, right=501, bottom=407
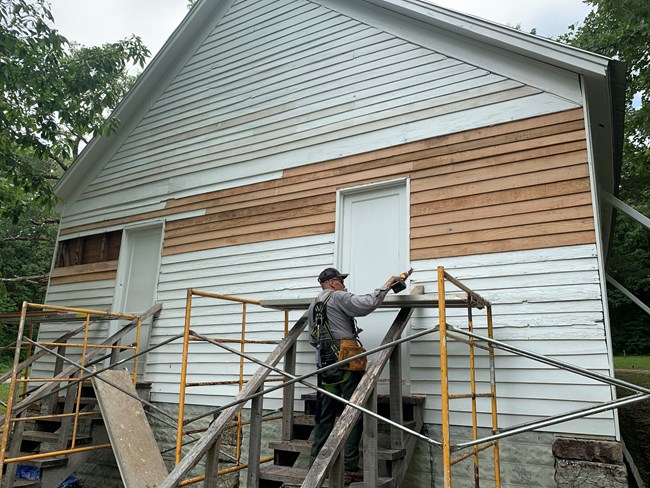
left=560, top=0, right=650, bottom=353
left=0, top=0, right=149, bottom=316
left=0, top=0, right=149, bottom=222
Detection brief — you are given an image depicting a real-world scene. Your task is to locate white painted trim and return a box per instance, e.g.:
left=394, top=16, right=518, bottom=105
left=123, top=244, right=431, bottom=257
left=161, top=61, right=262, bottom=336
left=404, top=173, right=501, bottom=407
left=581, top=83, right=619, bottom=440
left=110, top=222, right=165, bottom=324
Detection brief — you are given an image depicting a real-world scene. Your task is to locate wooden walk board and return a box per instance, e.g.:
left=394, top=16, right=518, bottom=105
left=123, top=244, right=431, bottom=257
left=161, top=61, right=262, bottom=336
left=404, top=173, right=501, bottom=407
left=92, top=370, right=168, bottom=488
left=258, top=465, right=394, bottom=487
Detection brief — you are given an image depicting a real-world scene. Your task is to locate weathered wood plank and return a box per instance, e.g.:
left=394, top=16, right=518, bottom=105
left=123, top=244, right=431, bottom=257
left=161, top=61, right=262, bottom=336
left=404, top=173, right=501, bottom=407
left=411, top=192, right=592, bottom=228
left=92, top=370, right=168, bottom=488
left=412, top=231, right=595, bottom=260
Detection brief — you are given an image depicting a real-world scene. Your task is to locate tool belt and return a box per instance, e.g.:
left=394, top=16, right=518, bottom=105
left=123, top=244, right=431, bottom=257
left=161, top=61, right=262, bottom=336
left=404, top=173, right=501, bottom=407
left=337, top=338, right=367, bottom=371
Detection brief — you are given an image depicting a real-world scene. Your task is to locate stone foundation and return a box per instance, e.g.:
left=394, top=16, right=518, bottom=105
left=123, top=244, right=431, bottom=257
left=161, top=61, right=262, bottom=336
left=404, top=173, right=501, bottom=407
left=553, top=437, right=627, bottom=487
left=396, top=426, right=628, bottom=488
left=72, top=406, right=628, bottom=488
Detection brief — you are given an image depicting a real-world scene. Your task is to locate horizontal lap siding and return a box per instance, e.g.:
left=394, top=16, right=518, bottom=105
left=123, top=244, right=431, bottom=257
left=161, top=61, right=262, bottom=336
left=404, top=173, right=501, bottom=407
left=32, top=279, right=117, bottom=380
left=408, top=245, right=614, bottom=436
left=49, top=260, right=118, bottom=285
left=58, top=0, right=570, bottom=230
left=160, top=108, right=592, bottom=259
left=147, top=234, right=331, bottom=407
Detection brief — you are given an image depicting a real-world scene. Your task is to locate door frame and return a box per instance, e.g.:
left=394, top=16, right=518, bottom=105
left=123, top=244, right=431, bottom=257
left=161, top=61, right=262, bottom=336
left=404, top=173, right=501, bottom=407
left=110, top=221, right=165, bottom=334
left=334, top=177, right=410, bottom=271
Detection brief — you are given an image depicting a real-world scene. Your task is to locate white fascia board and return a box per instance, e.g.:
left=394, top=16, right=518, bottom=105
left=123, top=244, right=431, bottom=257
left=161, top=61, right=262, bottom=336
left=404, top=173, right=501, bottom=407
left=54, top=0, right=236, bottom=203
left=362, top=0, right=612, bottom=77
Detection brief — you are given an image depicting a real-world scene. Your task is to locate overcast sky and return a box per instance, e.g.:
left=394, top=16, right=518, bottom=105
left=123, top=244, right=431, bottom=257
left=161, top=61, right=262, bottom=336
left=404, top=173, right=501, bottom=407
left=48, top=0, right=592, bottom=61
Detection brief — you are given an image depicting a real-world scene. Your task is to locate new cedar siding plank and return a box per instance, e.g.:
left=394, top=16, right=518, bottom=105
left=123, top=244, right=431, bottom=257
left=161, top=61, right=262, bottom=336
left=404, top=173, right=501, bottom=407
left=57, top=109, right=583, bottom=236
left=161, top=108, right=593, bottom=257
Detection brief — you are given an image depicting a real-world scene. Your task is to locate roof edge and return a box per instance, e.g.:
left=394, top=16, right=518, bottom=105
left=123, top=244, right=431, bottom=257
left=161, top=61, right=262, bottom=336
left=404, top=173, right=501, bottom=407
left=358, top=0, right=612, bottom=77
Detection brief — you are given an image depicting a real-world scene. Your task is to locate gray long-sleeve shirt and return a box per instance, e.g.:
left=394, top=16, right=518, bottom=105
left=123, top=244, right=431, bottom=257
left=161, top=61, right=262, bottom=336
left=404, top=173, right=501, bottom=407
left=308, top=285, right=391, bottom=342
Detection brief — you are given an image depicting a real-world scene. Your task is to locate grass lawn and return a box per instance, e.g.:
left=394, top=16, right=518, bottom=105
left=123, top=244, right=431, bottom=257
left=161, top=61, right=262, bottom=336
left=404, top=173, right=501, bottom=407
left=0, top=382, right=10, bottom=414
left=613, top=355, right=650, bottom=371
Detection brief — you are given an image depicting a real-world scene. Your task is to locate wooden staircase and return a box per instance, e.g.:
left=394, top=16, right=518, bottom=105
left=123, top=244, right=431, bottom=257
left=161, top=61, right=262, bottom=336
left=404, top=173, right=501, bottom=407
left=1, top=304, right=162, bottom=488
left=3, top=381, right=107, bottom=488
left=258, top=393, right=425, bottom=487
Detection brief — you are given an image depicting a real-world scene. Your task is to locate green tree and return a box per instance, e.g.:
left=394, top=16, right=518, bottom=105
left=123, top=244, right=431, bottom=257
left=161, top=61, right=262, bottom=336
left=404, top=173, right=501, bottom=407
left=1, top=0, right=149, bottom=221
left=560, top=0, right=650, bottom=353
left=0, top=0, right=149, bottom=314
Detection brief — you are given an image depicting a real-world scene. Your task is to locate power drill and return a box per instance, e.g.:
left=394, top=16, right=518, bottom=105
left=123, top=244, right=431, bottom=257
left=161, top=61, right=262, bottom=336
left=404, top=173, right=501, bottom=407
left=391, top=268, right=413, bottom=294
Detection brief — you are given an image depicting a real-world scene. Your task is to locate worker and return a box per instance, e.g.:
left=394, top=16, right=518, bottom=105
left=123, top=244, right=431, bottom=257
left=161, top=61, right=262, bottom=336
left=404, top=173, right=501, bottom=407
left=308, top=267, right=397, bottom=483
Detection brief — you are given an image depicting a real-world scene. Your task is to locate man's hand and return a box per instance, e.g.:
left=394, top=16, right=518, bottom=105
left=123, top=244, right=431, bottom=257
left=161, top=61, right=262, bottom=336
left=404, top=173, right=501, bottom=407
left=384, top=276, right=398, bottom=288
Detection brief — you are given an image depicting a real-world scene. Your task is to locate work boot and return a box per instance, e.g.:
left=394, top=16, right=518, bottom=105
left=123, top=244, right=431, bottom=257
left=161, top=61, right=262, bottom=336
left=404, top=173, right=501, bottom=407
left=344, top=469, right=363, bottom=484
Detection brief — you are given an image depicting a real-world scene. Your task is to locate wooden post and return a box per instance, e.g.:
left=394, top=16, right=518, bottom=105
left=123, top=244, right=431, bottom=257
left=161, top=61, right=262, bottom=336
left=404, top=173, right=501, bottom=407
left=363, top=387, right=379, bottom=487
left=204, top=437, right=221, bottom=488
left=282, top=342, right=296, bottom=441
left=246, top=387, right=264, bottom=487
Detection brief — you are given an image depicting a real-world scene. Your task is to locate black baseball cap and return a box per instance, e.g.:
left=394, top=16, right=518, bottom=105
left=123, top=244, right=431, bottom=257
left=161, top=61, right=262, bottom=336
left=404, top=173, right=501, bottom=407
left=318, top=267, right=349, bottom=283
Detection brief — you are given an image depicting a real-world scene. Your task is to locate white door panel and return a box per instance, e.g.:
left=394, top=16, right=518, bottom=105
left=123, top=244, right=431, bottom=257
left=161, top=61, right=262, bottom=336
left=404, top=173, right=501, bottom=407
left=337, top=180, right=409, bottom=389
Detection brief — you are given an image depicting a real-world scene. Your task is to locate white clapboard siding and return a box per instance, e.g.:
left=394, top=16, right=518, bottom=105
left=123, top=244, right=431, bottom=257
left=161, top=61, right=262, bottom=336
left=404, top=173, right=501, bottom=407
left=59, top=0, right=580, bottom=230
left=146, top=234, right=332, bottom=408
left=31, top=279, right=117, bottom=381
left=145, top=230, right=615, bottom=438
left=406, top=244, right=613, bottom=436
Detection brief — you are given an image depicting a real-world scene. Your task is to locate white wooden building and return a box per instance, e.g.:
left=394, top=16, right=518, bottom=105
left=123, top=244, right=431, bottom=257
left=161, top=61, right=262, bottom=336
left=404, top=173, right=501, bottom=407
left=42, top=0, right=626, bottom=485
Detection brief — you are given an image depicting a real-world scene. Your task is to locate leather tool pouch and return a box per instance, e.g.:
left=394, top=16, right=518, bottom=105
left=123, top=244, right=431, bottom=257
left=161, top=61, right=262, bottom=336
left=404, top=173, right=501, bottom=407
left=337, top=338, right=367, bottom=371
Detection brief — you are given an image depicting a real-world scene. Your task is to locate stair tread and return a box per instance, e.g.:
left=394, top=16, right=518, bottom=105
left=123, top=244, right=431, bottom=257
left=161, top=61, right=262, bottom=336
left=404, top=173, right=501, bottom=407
left=258, top=465, right=393, bottom=487
left=294, top=414, right=416, bottom=431
left=14, top=479, right=41, bottom=488
left=22, top=430, right=92, bottom=444
left=17, top=452, right=68, bottom=468
left=269, top=439, right=405, bottom=460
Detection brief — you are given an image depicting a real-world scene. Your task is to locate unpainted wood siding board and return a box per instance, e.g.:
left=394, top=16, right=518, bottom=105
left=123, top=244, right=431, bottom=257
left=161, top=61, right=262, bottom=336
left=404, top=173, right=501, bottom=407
left=411, top=193, right=592, bottom=228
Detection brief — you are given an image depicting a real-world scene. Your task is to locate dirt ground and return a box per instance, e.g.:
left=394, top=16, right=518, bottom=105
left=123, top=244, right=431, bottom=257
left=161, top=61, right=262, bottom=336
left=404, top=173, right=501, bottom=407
left=615, top=370, right=650, bottom=486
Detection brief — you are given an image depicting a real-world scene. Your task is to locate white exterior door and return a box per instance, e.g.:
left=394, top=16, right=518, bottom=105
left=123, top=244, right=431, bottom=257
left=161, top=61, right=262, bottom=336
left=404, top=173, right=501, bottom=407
left=112, top=224, right=163, bottom=377
left=337, top=180, right=409, bottom=387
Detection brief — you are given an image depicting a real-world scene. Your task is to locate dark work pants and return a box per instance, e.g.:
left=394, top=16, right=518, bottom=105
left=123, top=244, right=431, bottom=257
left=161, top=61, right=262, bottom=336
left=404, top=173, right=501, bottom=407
left=310, top=368, right=364, bottom=471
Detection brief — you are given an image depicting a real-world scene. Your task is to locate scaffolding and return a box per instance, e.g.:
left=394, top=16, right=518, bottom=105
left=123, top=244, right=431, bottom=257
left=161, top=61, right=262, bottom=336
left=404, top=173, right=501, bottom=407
left=1, top=267, right=649, bottom=487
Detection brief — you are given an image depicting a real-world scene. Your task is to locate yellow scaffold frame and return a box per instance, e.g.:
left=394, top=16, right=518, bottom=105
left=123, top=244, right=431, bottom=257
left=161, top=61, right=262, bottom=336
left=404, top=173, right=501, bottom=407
left=175, top=288, right=291, bottom=486
left=0, top=302, right=142, bottom=485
